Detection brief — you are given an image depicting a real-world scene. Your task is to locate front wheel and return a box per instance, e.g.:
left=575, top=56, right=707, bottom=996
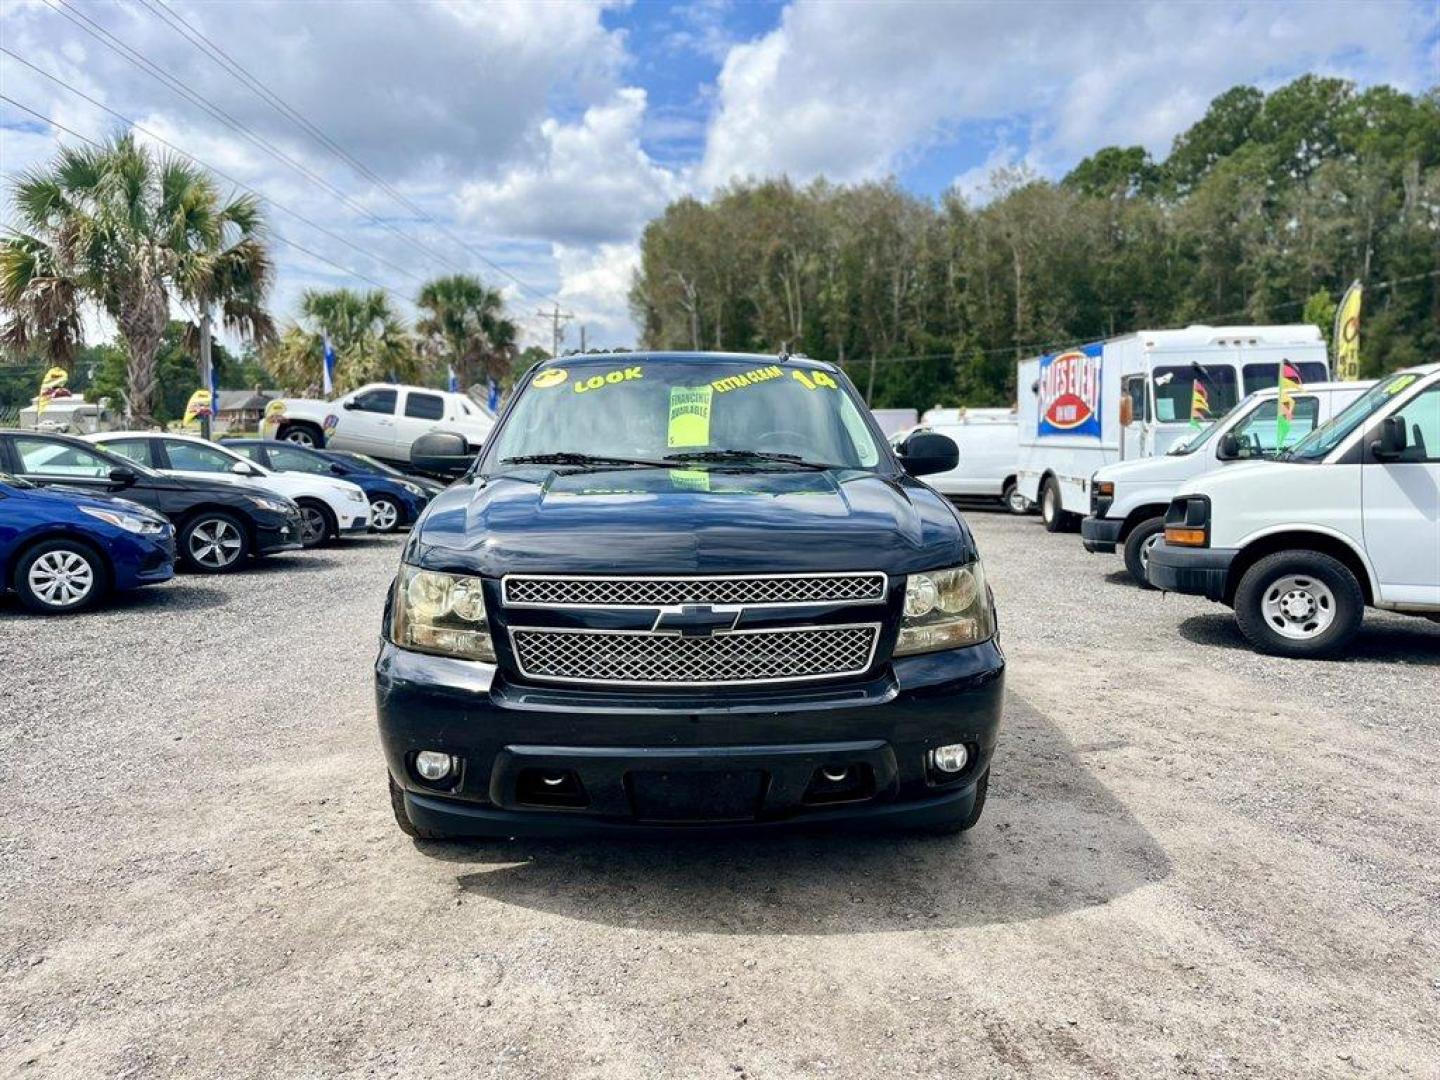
left=296, top=500, right=334, bottom=548
left=1233, top=551, right=1364, bottom=658
left=368, top=497, right=401, bottom=533
left=1002, top=481, right=1030, bottom=515
left=1040, top=478, right=1071, bottom=533
left=14, top=539, right=108, bottom=613
left=1122, top=517, right=1166, bottom=588
left=278, top=422, right=321, bottom=448
left=388, top=775, right=454, bottom=840
left=180, top=511, right=250, bottom=573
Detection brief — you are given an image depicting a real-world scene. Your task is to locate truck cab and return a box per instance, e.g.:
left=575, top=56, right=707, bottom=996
left=1148, top=364, right=1440, bottom=657
left=1082, top=381, right=1371, bottom=585
left=263, top=383, right=495, bottom=465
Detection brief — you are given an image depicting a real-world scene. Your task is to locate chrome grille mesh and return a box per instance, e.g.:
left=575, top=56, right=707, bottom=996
left=510, top=625, right=878, bottom=685
left=503, top=573, right=885, bottom=608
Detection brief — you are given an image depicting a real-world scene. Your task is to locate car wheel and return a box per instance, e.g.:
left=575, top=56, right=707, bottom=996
left=180, top=511, right=250, bottom=573
left=296, top=500, right=334, bottom=548
left=913, top=768, right=989, bottom=837
left=368, top=497, right=401, bottom=533
left=279, top=422, right=321, bottom=448
left=1122, top=517, right=1166, bottom=588
left=1233, top=551, right=1364, bottom=659
left=1002, top=481, right=1030, bottom=515
left=1040, top=478, right=1070, bottom=533
left=388, top=775, right=454, bottom=840
left=14, top=539, right=108, bottom=614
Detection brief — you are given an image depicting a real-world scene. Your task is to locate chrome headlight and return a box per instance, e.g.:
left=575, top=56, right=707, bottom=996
left=247, top=495, right=291, bottom=514
left=79, top=505, right=166, bottom=535
left=399, top=481, right=426, bottom=497
left=346, top=488, right=366, bottom=503
left=390, top=565, right=496, bottom=662
left=894, top=561, right=995, bottom=656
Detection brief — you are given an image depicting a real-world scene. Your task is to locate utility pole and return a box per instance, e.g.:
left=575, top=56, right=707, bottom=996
left=536, top=304, right=574, bottom=358
left=199, top=308, right=213, bottom=440
left=579, top=325, right=587, bottom=353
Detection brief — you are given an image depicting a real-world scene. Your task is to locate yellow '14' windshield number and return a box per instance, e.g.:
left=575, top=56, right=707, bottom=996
left=791, top=369, right=838, bottom=391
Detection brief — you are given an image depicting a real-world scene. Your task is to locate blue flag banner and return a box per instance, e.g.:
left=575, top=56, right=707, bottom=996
left=487, top=378, right=500, bottom=411
left=448, top=365, right=460, bottom=393
left=322, top=335, right=337, bottom=395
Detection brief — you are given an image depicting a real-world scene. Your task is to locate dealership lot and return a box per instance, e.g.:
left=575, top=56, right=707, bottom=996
left=1, top=515, right=1436, bottom=1079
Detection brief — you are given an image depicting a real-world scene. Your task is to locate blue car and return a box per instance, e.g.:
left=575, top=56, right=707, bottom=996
left=1, top=471, right=175, bottom=613
left=224, top=440, right=434, bottom=533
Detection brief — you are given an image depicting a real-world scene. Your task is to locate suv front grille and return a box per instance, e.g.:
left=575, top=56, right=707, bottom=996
left=509, top=624, right=880, bottom=686
left=502, top=572, right=886, bottom=608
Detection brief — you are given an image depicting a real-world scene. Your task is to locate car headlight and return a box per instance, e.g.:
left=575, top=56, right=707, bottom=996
left=894, top=561, right=995, bottom=656
left=400, top=481, right=426, bottom=497
left=346, top=488, right=366, bottom=503
left=79, top=505, right=166, bottom=535
left=390, top=565, right=496, bottom=662
left=247, top=495, right=291, bottom=514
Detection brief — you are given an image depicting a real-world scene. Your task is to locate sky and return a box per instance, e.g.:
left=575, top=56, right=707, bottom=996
left=1, top=0, right=1436, bottom=356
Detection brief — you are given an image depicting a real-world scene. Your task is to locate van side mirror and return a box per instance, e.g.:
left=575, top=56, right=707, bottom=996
left=897, top=432, right=959, bottom=477
left=411, top=432, right=473, bottom=476
left=1216, top=432, right=1241, bottom=461
left=108, top=467, right=137, bottom=489
left=1119, top=396, right=1134, bottom=427
left=1371, top=416, right=1407, bottom=461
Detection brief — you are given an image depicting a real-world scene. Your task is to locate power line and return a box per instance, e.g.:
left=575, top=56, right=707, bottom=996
left=132, top=0, right=562, bottom=305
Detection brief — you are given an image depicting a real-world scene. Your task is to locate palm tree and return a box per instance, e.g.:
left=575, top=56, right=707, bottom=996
left=266, top=288, right=420, bottom=393
left=0, top=134, right=273, bottom=424
left=415, top=274, right=518, bottom=389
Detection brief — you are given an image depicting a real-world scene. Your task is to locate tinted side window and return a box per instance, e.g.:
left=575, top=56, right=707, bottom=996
left=13, top=438, right=114, bottom=477
left=1242, top=362, right=1329, bottom=395
left=96, top=439, right=153, bottom=467
left=352, top=389, right=397, bottom=415
left=164, top=440, right=237, bottom=473
left=268, top=445, right=333, bottom=474
left=231, top=444, right=267, bottom=465
left=404, top=392, right=445, bottom=420
left=1380, top=387, right=1440, bottom=463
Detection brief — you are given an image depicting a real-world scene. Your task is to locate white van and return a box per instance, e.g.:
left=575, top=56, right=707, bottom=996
left=1082, top=381, right=1371, bottom=585
left=1148, top=363, right=1440, bottom=657
left=1016, top=325, right=1330, bottom=532
left=901, top=408, right=1026, bottom=512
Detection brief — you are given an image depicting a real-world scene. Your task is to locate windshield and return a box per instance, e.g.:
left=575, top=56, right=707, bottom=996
left=1284, top=371, right=1423, bottom=462
left=1167, top=394, right=1255, bottom=455
left=485, top=359, right=884, bottom=471
left=334, top=451, right=404, bottom=477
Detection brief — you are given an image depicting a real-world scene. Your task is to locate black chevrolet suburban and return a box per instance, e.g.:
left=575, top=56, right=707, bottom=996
left=376, top=352, right=1004, bottom=838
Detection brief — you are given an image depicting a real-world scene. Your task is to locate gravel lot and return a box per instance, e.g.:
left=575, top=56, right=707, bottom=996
left=2, top=511, right=1437, bottom=1079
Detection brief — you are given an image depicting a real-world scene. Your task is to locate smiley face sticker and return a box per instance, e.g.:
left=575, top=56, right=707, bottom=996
left=532, top=368, right=567, bottom=389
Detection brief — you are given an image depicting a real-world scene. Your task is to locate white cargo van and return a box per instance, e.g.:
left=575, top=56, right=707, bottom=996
left=899, top=408, right=1026, bottom=511
left=1082, top=381, right=1371, bottom=585
left=1149, top=363, right=1440, bottom=657
left=1016, top=325, right=1330, bottom=532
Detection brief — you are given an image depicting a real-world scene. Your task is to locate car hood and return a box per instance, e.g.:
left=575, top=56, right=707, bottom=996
left=405, top=467, right=974, bottom=576
left=18, top=483, right=166, bottom=521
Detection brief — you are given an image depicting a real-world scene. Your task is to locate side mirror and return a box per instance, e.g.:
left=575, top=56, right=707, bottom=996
left=1371, top=415, right=1407, bottom=460
left=410, top=431, right=473, bottom=476
left=1216, top=432, right=1241, bottom=461
left=341, top=398, right=359, bottom=410
left=108, top=467, right=137, bottom=488
left=897, top=432, right=959, bottom=477
left=1119, top=396, right=1135, bottom=427
left=230, top=460, right=259, bottom=477
left=328, top=462, right=349, bottom=476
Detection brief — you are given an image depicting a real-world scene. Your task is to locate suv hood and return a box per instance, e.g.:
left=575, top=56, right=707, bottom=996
left=405, top=468, right=974, bottom=576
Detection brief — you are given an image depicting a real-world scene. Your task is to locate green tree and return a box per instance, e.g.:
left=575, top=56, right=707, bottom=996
left=266, top=288, right=420, bottom=394
left=414, top=274, right=517, bottom=388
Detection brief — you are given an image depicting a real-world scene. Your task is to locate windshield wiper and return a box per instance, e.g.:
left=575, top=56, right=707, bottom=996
left=664, top=449, right=834, bottom=471
left=500, top=452, right=670, bottom=469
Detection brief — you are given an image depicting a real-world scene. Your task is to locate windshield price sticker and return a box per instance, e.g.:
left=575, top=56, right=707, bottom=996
left=791, top=369, right=838, bottom=391
left=573, top=366, right=643, bottom=393
left=667, top=386, right=713, bottom=447
left=711, top=365, right=784, bottom=393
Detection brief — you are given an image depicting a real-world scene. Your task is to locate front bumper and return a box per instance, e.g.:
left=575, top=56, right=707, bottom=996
left=254, top=509, right=304, bottom=555
left=339, top=511, right=370, bottom=534
left=1146, top=540, right=1238, bottom=602
left=113, top=529, right=176, bottom=589
left=1080, top=515, right=1123, bottom=554
left=376, top=639, right=1005, bottom=836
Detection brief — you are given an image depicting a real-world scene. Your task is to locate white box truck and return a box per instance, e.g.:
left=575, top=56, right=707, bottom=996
left=1015, top=325, right=1330, bottom=532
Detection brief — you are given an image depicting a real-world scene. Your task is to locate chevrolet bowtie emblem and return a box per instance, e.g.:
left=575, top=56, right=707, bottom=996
left=652, top=604, right=741, bottom=637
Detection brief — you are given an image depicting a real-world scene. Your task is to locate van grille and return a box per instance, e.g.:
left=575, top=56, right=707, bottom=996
left=508, top=624, right=880, bottom=686
left=502, top=572, right=886, bottom=608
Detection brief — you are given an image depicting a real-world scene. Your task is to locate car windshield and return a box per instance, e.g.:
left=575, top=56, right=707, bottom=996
left=1282, top=371, right=1423, bottom=462
left=1166, top=394, right=1256, bottom=456
left=485, top=359, right=884, bottom=472
left=335, top=451, right=404, bottom=477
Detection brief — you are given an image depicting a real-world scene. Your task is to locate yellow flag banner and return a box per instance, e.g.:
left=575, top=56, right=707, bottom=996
left=1333, top=280, right=1363, bottom=382
left=183, top=389, right=214, bottom=427
left=35, top=366, right=69, bottom=416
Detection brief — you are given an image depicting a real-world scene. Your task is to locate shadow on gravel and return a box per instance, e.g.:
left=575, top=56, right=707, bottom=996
left=1178, top=612, right=1440, bottom=665
left=228, top=554, right=344, bottom=575
left=1103, top=570, right=1137, bottom=588
left=0, top=581, right=229, bottom=619
left=423, top=695, right=1171, bottom=934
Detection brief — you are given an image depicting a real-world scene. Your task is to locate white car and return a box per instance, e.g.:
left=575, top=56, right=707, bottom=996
left=85, top=432, right=370, bottom=548
left=1148, top=363, right=1440, bottom=657
left=261, top=384, right=495, bottom=465
left=1082, top=381, right=1372, bottom=585
left=894, top=408, right=1026, bottom=512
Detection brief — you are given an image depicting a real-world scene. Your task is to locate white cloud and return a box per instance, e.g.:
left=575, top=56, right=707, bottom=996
left=550, top=241, right=643, bottom=350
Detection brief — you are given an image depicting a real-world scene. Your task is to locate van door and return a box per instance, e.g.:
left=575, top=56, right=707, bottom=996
left=1362, top=385, right=1440, bottom=606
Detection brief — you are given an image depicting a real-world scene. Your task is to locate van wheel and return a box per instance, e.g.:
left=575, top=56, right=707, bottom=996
left=913, top=769, right=989, bottom=836
left=1123, top=517, right=1166, bottom=588
left=388, top=775, right=453, bottom=840
left=1002, top=481, right=1030, bottom=515
left=1040, top=478, right=1070, bottom=533
left=14, top=539, right=109, bottom=613
left=1233, top=551, right=1364, bottom=659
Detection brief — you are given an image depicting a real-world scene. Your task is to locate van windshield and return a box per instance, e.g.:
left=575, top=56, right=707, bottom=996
left=1282, top=372, right=1421, bottom=462
left=487, top=360, right=883, bottom=471
left=1167, top=394, right=1255, bottom=455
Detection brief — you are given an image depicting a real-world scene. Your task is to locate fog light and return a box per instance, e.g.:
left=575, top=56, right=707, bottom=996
left=415, top=751, right=455, bottom=782
left=929, top=743, right=969, bottom=774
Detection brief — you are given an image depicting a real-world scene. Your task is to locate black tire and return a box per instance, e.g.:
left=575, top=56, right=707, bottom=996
left=1040, top=478, right=1072, bottom=533
left=368, top=497, right=402, bottom=533
left=1002, top=481, right=1030, bottom=515
left=389, top=775, right=454, bottom=840
left=1122, top=517, right=1167, bottom=588
left=913, top=768, right=989, bottom=837
left=178, top=510, right=250, bottom=573
left=296, top=499, right=334, bottom=548
left=1233, top=551, right=1365, bottom=659
left=13, top=538, right=109, bottom=614
left=278, top=422, right=323, bottom=448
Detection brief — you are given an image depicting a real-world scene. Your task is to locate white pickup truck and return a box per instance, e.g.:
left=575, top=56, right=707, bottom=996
left=1148, top=363, right=1440, bottom=657
left=1082, top=381, right=1371, bottom=585
left=262, top=383, right=495, bottom=466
